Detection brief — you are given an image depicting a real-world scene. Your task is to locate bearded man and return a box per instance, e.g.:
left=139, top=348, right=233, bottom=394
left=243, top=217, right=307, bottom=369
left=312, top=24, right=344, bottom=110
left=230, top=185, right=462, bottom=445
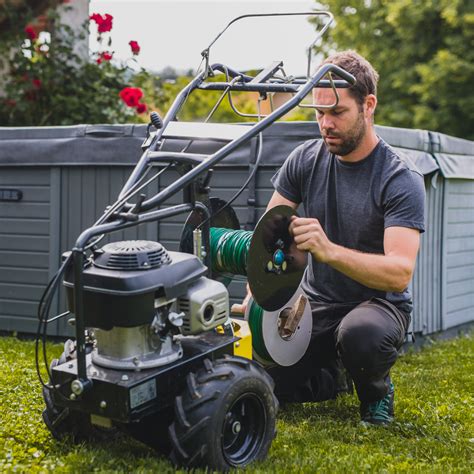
left=236, top=51, right=426, bottom=425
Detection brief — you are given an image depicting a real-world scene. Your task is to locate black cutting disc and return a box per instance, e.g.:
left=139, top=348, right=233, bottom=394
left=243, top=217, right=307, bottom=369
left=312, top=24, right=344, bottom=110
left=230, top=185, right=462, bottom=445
left=179, top=197, right=240, bottom=254
left=247, top=205, right=307, bottom=311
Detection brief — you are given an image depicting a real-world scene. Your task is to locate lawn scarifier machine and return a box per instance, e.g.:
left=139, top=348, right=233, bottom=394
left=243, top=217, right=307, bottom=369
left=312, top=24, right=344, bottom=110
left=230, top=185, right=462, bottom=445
left=36, top=12, right=355, bottom=470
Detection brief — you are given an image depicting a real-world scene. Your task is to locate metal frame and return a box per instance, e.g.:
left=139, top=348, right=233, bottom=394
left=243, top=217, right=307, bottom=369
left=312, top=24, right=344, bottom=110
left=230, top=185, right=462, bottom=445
left=64, top=12, right=356, bottom=391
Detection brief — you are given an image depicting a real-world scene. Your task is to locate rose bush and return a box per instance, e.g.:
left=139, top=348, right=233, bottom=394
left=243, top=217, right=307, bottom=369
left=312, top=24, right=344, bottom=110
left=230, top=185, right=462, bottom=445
left=0, top=5, right=162, bottom=126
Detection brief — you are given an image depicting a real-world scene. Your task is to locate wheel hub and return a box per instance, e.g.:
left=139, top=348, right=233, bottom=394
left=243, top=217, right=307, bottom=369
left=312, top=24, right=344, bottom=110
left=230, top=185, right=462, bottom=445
left=231, top=421, right=241, bottom=434
left=222, top=393, right=267, bottom=466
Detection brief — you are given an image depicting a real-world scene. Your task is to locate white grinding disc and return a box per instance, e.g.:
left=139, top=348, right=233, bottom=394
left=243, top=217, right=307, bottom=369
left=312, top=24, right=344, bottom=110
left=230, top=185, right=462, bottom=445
left=245, top=288, right=312, bottom=367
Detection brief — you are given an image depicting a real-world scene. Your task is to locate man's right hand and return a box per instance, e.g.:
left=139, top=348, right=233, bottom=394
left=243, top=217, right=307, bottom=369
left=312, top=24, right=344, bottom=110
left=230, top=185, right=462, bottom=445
left=231, top=191, right=297, bottom=316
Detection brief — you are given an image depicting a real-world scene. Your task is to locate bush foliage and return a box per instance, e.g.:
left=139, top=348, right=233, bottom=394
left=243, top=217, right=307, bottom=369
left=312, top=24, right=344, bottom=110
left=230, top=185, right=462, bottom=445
left=314, top=0, right=474, bottom=140
left=0, top=5, right=160, bottom=126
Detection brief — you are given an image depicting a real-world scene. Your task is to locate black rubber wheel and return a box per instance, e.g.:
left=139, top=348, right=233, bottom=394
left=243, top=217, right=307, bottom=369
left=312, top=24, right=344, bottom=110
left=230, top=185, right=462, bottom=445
left=42, top=339, right=115, bottom=443
left=121, top=410, right=173, bottom=455
left=169, top=355, right=278, bottom=471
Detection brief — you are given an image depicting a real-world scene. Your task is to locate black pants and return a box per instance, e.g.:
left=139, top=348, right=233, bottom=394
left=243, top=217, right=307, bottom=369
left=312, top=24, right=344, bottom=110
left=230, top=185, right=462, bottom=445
left=268, top=298, right=410, bottom=404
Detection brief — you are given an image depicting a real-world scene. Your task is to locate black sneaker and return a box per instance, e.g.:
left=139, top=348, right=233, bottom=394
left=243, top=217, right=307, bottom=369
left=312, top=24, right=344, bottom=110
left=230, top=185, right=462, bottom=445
left=360, top=381, right=395, bottom=425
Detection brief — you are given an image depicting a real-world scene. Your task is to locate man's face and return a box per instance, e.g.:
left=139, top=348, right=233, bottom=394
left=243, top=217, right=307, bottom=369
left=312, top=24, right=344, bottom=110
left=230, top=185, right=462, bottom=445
left=312, top=88, right=368, bottom=156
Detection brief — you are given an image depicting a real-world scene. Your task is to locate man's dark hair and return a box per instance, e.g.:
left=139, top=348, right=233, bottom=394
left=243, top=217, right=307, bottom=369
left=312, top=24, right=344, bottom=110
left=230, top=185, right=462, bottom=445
left=321, top=50, right=379, bottom=105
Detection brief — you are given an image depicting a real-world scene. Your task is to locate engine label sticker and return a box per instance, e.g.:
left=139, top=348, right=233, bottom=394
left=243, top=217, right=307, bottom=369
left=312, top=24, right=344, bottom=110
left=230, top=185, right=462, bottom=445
left=130, top=379, right=157, bottom=409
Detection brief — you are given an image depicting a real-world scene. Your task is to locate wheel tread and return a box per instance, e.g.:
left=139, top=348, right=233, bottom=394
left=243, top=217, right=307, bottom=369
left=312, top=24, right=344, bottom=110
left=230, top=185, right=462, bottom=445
left=203, top=358, right=214, bottom=373
left=188, top=444, right=208, bottom=465
left=169, top=424, right=189, bottom=459
left=197, top=368, right=234, bottom=384
left=179, top=416, right=210, bottom=443
left=220, top=354, right=252, bottom=370
left=186, top=372, right=201, bottom=399
left=186, top=390, right=221, bottom=411
left=170, top=356, right=278, bottom=470
left=175, top=396, right=190, bottom=428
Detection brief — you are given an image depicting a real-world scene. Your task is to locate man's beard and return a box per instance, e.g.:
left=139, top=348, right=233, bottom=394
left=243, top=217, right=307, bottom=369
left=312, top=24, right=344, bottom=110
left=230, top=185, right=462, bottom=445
left=323, top=112, right=366, bottom=156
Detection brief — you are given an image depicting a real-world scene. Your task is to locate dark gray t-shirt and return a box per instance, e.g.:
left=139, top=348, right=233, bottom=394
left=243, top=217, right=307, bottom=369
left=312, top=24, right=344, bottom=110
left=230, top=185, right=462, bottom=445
left=271, top=138, right=426, bottom=313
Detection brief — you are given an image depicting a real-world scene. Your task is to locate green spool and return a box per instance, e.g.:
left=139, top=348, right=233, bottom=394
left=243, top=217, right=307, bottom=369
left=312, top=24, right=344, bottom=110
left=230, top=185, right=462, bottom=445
left=247, top=299, right=273, bottom=364
left=209, top=227, right=273, bottom=364
left=209, top=227, right=252, bottom=275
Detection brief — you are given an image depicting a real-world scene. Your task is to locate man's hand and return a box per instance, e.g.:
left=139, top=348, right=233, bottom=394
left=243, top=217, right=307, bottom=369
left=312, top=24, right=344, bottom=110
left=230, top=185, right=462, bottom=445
left=289, top=216, right=335, bottom=263
left=230, top=284, right=252, bottom=315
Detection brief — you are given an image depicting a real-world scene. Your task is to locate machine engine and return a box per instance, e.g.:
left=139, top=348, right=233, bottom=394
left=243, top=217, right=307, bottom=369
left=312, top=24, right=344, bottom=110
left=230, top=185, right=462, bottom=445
left=63, top=240, right=229, bottom=370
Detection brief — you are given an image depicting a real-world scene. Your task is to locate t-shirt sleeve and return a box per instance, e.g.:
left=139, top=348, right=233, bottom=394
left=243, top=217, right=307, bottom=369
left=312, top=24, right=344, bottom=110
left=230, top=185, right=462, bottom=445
left=270, top=144, right=305, bottom=203
left=384, top=169, right=426, bottom=233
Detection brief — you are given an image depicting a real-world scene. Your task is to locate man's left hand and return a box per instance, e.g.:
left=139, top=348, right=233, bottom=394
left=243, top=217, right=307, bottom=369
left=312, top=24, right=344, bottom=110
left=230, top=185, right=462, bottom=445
left=289, top=216, right=335, bottom=263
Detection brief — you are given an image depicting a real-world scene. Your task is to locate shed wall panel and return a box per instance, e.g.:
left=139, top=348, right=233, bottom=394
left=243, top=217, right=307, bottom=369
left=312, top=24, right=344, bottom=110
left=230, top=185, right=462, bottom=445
left=443, top=179, right=474, bottom=329
left=0, top=235, right=50, bottom=252
left=0, top=203, right=49, bottom=219
left=0, top=283, right=46, bottom=300
left=447, top=265, right=474, bottom=283
left=0, top=218, right=50, bottom=235
left=56, top=166, right=160, bottom=335
left=0, top=168, right=51, bottom=332
left=447, top=209, right=474, bottom=223
left=447, top=223, right=474, bottom=238
left=411, top=174, right=443, bottom=334
left=0, top=314, right=56, bottom=335
left=0, top=251, right=49, bottom=268
left=0, top=169, right=50, bottom=185
left=0, top=299, right=39, bottom=316
left=447, top=280, right=473, bottom=298
left=447, top=251, right=474, bottom=268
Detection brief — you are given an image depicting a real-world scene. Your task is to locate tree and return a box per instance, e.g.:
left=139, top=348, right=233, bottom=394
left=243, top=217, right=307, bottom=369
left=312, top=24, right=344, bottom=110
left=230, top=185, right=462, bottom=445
left=313, top=0, right=474, bottom=139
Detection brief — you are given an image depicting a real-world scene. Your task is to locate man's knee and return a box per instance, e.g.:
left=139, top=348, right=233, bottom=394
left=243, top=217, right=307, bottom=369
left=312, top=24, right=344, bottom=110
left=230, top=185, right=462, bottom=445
left=335, top=303, right=399, bottom=372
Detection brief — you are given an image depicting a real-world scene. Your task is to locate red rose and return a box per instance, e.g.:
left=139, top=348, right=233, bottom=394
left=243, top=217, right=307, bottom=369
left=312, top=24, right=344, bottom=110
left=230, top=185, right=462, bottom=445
left=129, top=40, right=140, bottom=55
left=4, top=99, right=16, bottom=107
left=119, top=87, right=143, bottom=107
left=90, top=13, right=102, bottom=23
left=136, top=103, right=147, bottom=114
left=90, top=13, right=113, bottom=33
left=99, top=14, right=113, bottom=33
left=32, top=78, right=42, bottom=89
left=97, top=51, right=113, bottom=64
left=25, top=25, right=38, bottom=40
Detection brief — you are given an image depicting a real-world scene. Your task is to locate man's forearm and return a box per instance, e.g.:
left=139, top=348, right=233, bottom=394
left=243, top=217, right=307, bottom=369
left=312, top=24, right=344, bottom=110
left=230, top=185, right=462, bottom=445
left=326, top=244, right=413, bottom=293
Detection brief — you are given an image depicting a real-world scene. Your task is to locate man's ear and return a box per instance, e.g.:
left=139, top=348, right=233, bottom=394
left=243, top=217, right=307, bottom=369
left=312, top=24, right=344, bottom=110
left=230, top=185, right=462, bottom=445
left=365, top=94, right=377, bottom=119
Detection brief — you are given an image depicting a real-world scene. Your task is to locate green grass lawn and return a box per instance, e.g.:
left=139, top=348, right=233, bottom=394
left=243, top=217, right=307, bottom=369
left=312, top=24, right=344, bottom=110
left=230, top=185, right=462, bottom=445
left=0, top=333, right=472, bottom=473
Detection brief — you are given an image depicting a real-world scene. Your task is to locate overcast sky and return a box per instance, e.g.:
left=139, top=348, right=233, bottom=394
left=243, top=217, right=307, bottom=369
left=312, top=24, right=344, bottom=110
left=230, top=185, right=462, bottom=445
left=89, top=0, right=322, bottom=74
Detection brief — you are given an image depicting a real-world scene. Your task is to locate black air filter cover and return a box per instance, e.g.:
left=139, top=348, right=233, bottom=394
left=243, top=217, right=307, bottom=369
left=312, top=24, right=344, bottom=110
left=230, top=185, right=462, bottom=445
left=93, top=240, right=171, bottom=271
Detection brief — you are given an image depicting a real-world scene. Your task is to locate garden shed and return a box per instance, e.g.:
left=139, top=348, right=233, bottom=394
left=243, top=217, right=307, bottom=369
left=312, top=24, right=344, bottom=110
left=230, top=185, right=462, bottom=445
left=0, top=122, right=472, bottom=338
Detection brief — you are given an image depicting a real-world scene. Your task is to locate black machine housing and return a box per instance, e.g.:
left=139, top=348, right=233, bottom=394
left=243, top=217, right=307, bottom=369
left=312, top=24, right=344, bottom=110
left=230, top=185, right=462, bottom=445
left=63, top=241, right=207, bottom=330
